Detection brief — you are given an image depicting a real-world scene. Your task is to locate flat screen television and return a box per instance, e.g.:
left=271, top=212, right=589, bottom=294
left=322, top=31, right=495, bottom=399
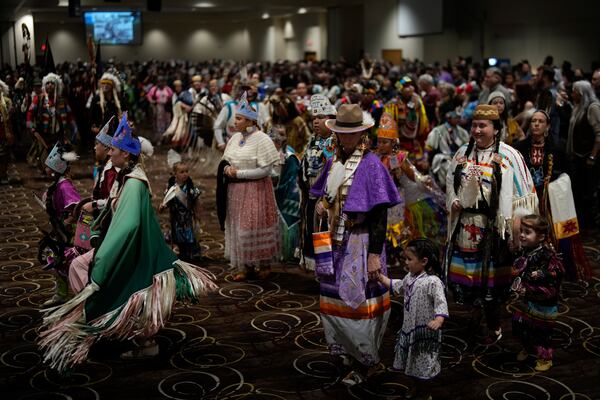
left=84, top=11, right=142, bottom=45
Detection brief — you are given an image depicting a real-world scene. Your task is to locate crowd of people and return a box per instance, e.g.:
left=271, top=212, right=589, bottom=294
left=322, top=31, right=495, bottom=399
left=1, top=52, right=599, bottom=398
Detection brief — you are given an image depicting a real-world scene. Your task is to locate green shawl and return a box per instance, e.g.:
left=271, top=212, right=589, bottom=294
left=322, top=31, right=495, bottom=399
left=86, top=177, right=177, bottom=320
left=39, top=168, right=217, bottom=372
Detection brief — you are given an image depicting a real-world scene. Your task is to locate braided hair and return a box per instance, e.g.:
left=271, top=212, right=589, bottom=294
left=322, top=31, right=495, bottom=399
left=44, top=164, right=72, bottom=243
left=453, top=119, right=503, bottom=214
left=45, top=172, right=62, bottom=218
left=469, top=120, right=504, bottom=291
left=453, top=137, right=475, bottom=194
left=115, top=153, right=140, bottom=187
left=488, top=119, right=503, bottom=218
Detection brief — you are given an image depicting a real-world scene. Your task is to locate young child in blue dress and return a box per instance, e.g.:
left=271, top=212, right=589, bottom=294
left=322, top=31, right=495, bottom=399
left=160, top=154, right=202, bottom=262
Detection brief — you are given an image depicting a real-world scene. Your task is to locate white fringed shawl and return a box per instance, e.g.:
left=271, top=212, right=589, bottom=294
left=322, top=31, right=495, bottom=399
left=446, top=142, right=538, bottom=240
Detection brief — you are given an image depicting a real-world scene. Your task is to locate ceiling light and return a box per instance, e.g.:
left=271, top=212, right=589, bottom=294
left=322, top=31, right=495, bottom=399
left=262, top=13, right=270, bottom=19
left=195, top=2, right=215, bottom=7
left=58, top=0, right=68, bottom=6
left=298, top=8, right=307, bottom=14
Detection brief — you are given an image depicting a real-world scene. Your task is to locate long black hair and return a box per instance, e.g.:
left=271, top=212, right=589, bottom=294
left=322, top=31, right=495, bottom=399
left=489, top=119, right=503, bottom=216
left=45, top=172, right=62, bottom=220
left=44, top=168, right=72, bottom=244
left=115, top=153, right=140, bottom=186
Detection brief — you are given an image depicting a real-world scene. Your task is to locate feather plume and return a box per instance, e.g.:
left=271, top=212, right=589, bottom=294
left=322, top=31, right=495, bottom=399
left=61, top=151, right=79, bottom=162
left=138, top=136, right=154, bottom=157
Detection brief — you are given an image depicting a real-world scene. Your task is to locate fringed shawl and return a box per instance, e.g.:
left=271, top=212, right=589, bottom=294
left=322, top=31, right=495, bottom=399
left=446, top=142, right=538, bottom=240
left=38, top=175, right=218, bottom=372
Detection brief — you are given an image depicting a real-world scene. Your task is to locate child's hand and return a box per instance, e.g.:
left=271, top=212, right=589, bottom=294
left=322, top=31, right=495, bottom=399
left=376, top=271, right=391, bottom=288
left=427, top=316, right=444, bottom=331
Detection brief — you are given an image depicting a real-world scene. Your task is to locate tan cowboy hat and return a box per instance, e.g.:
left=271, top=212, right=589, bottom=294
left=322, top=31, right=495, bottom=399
left=325, top=104, right=374, bottom=133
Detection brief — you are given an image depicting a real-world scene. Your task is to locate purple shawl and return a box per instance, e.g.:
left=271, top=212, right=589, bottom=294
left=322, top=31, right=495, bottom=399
left=310, top=151, right=400, bottom=309
left=309, top=151, right=400, bottom=212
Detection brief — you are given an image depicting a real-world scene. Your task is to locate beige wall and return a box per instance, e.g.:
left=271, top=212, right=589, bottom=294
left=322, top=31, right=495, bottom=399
left=363, top=0, right=600, bottom=69
left=33, top=11, right=325, bottom=63
left=363, top=0, right=424, bottom=61
left=282, top=13, right=325, bottom=61
left=35, top=20, right=254, bottom=62
left=5, top=1, right=599, bottom=70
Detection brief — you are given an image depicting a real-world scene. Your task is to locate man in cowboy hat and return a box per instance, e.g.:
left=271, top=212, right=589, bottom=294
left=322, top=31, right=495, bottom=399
left=310, top=104, right=401, bottom=385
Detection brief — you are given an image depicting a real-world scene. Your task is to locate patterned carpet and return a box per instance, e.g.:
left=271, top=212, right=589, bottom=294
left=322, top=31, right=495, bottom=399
left=1, top=148, right=599, bottom=399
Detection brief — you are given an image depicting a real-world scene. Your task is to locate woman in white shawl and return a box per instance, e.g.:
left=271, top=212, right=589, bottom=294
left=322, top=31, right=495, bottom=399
left=445, top=104, right=537, bottom=345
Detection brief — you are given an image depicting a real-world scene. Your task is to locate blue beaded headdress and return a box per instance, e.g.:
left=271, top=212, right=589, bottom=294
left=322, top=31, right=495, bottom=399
left=111, top=112, right=141, bottom=156
left=235, top=91, right=258, bottom=121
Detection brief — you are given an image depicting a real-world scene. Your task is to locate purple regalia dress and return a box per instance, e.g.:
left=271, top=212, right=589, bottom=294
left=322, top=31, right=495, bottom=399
left=310, top=151, right=401, bottom=366
left=50, top=178, right=81, bottom=218
left=43, top=177, right=81, bottom=278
